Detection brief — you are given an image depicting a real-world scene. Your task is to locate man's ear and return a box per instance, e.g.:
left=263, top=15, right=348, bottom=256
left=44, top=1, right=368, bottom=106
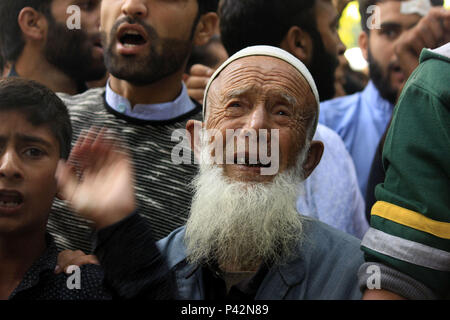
left=17, top=7, right=48, bottom=41
left=193, top=12, right=219, bottom=46
left=280, top=26, right=313, bottom=65
left=186, top=119, right=204, bottom=162
left=358, top=31, right=369, bottom=61
left=301, top=140, right=324, bottom=180
left=55, top=192, right=65, bottom=201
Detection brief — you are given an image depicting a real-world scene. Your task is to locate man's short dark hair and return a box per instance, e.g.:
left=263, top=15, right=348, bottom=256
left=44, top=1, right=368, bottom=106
left=198, top=0, right=219, bottom=15
left=359, top=0, right=444, bottom=33
left=0, top=78, right=72, bottom=159
left=219, top=0, right=318, bottom=56
left=0, top=0, right=52, bottom=63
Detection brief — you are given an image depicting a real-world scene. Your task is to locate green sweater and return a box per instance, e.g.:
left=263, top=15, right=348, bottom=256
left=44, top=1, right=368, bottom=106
left=360, top=44, right=450, bottom=298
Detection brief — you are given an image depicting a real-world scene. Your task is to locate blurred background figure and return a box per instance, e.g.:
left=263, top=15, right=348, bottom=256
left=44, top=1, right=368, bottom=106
left=0, top=0, right=106, bottom=94
left=186, top=34, right=228, bottom=72
left=319, top=0, right=449, bottom=203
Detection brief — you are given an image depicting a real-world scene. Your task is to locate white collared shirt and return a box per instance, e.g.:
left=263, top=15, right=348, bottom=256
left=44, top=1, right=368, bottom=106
left=105, top=80, right=196, bottom=121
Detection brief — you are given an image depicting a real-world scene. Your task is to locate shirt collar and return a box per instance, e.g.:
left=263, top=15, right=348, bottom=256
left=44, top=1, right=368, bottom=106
left=361, top=80, right=395, bottom=112
left=105, top=80, right=196, bottom=121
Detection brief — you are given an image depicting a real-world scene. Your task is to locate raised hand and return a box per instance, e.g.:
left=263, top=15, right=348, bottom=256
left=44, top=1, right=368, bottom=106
left=55, top=128, right=136, bottom=230
left=394, top=7, right=450, bottom=78
left=184, top=64, right=215, bottom=105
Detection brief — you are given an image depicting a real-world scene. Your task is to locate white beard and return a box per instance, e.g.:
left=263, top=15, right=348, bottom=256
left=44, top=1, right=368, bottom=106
left=184, top=136, right=309, bottom=271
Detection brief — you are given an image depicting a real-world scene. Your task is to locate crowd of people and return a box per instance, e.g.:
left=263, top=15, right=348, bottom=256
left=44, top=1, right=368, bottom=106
left=0, top=0, right=449, bottom=301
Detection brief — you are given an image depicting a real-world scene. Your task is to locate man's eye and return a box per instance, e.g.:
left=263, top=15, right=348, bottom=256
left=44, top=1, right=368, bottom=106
left=24, top=148, right=45, bottom=158
left=274, top=108, right=289, bottom=116
left=381, top=29, right=399, bottom=39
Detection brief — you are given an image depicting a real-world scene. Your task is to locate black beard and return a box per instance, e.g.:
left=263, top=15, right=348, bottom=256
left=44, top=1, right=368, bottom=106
left=367, top=50, right=398, bottom=105
left=307, top=30, right=339, bottom=102
left=103, top=17, right=192, bottom=86
left=44, top=18, right=106, bottom=82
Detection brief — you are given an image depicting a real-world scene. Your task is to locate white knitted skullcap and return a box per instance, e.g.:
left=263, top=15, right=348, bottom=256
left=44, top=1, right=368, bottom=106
left=202, top=45, right=320, bottom=129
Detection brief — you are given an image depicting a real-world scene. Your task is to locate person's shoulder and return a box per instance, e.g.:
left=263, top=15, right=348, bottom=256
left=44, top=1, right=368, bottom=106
left=319, top=91, right=363, bottom=127
left=156, top=226, right=187, bottom=269
left=405, top=48, right=450, bottom=103
left=57, top=87, right=106, bottom=111
left=314, top=124, right=346, bottom=147
left=291, top=218, right=363, bottom=299
left=320, top=91, right=362, bottom=113
left=423, top=43, right=450, bottom=61
left=314, top=123, right=354, bottom=168
left=300, top=218, right=363, bottom=263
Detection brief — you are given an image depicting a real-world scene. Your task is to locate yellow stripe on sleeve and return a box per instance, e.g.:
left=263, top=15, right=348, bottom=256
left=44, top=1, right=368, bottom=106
left=371, top=201, right=450, bottom=240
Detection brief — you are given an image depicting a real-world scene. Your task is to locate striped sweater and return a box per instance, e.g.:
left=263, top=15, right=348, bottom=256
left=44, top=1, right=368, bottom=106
left=49, top=87, right=201, bottom=252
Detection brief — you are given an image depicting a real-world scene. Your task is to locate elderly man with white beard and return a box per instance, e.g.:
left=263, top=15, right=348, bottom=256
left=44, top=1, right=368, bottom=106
left=56, top=46, right=365, bottom=300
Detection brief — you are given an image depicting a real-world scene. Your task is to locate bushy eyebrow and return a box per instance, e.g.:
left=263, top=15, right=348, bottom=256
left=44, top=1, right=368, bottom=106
left=279, top=92, right=298, bottom=107
left=379, top=21, right=418, bottom=30
left=15, top=134, right=54, bottom=149
left=220, top=87, right=254, bottom=103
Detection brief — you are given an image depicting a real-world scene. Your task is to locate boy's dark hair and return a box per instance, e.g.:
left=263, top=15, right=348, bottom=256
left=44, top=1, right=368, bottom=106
left=0, top=78, right=72, bottom=159
left=219, top=0, right=318, bottom=56
left=0, top=1, right=53, bottom=63
left=359, top=0, right=444, bottom=33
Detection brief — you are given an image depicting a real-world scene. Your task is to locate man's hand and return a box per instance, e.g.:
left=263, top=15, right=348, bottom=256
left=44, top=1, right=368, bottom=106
left=363, top=289, right=406, bottom=300
left=55, top=128, right=136, bottom=230
left=184, top=64, right=215, bottom=105
left=395, top=7, right=450, bottom=78
left=54, top=250, right=100, bottom=274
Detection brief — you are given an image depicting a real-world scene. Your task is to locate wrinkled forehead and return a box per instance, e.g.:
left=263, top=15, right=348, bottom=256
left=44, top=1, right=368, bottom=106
left=207, top=56, right=316, bottom=110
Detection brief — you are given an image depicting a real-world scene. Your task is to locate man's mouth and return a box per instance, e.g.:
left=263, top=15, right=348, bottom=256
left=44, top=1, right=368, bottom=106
left=93, top=39, right=103, bottom=49
left=0, top=190, right=24, bottom=210
left=117, top=25, right=148, bottom=48
left=234, top=154, right=272, bottom=168
left=390, top=64, right=405, bottom=77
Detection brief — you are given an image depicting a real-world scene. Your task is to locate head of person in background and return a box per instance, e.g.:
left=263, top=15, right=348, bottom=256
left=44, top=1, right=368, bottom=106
left=0, top=0, right=106, bottom=95
left=186, top=34, right=229, bottom=73
left=219, top=0, right=346, bottom=102
left=358, top=0, right=446, bottom=104
left=0, top=78, right=74, bottom=299
left=100, top=0, right=218, bottom=104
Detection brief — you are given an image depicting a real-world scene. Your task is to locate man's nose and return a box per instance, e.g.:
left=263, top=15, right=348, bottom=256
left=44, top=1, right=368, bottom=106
left=0, top=151, right=23, bottom=181
left=337, top=35, right=346, bottom=56
left=245, top=105, right=269, bottom=132
left=121, top=0, right=148, bottom=19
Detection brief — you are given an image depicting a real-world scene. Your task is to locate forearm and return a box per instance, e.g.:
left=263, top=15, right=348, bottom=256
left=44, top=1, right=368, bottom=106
left=358, top=262, right=438, bottom=300
left=94, top=211, right=177, bottom=299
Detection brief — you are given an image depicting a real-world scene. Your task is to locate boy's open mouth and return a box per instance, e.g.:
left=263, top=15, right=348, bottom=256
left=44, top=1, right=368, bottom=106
left=0, top=190, right=24, bottom=209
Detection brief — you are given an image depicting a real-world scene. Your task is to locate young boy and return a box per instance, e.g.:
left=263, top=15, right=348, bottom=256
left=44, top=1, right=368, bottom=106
left=0, top=77, right=110, bottom=300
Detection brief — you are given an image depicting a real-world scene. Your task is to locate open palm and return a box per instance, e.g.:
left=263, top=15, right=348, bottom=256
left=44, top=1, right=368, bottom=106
left=56, top=128, right=136, bottom=229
